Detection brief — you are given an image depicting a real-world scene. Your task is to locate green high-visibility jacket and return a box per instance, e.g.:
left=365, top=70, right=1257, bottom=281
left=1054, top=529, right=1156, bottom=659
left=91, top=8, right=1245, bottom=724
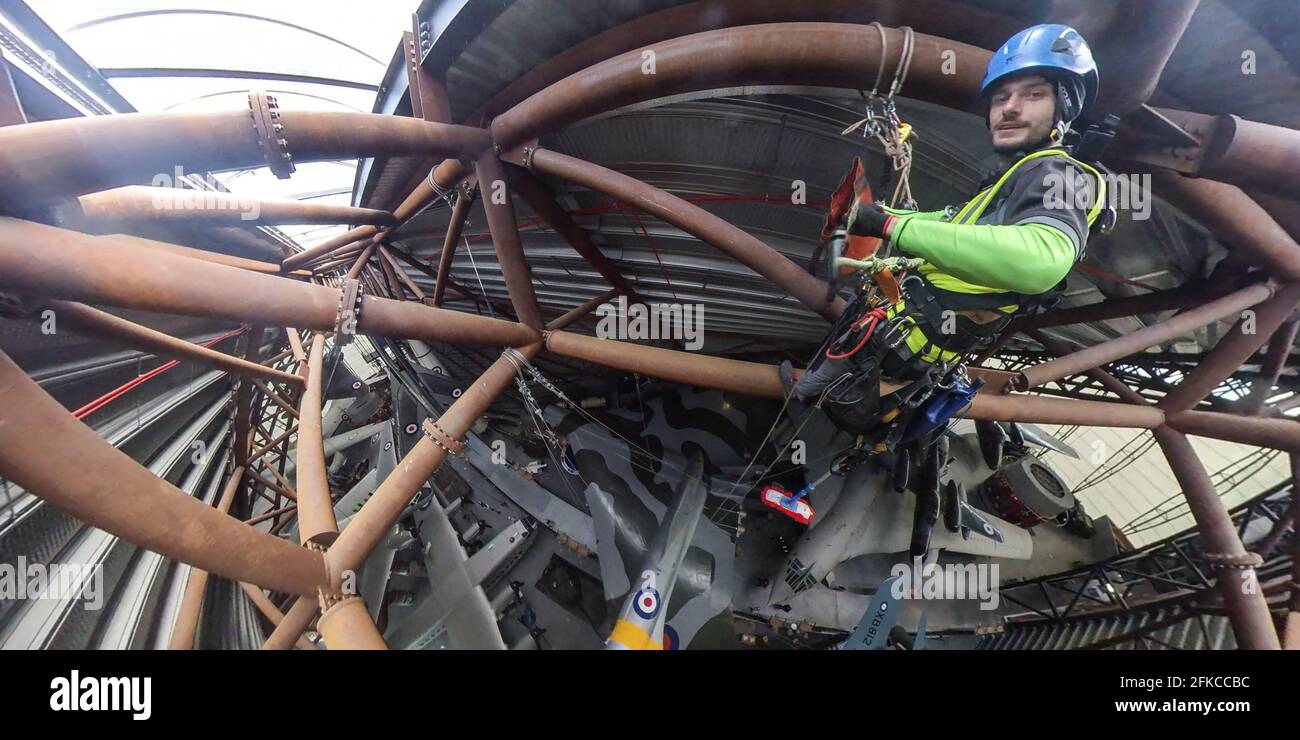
left=848, top=146, right=1106, bottom=363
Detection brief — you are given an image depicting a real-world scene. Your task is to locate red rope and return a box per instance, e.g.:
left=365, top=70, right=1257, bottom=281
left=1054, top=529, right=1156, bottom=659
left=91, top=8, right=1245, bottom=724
left=628, top=209, right=678, bottom=302
left=73, top=328, right=246, bottom=420
left=825, top=306, right=888, bottom=360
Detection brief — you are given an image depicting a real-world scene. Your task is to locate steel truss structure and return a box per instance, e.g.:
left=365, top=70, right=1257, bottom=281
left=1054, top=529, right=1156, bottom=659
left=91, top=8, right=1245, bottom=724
left=0, top=1, right=1298, bottom=650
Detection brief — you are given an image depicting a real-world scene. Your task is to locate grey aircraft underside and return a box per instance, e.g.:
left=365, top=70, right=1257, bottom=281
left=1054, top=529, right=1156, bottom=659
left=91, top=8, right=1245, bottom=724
left=375, top=342, right=1095, bottom=648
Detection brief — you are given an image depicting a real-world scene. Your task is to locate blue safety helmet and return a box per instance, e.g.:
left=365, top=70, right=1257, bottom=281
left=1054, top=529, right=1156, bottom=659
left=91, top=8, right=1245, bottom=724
left=981, top=24, right=1098, bottom=130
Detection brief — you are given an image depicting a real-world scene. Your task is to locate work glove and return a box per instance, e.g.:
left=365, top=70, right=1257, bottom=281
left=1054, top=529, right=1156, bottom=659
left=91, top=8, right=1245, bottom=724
left=846, top=198, right=894, bottom=239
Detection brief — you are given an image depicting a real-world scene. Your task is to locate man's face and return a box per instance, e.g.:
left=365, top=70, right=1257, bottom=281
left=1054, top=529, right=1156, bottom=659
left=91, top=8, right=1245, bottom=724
left=987, top=73, right=1056, bottom=153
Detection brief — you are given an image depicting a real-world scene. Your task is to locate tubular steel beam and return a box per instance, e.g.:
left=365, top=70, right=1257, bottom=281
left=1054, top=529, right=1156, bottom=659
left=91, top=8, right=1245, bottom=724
left=296, top=334, right=339, bottom=546
left=1012, top=282, right=1276, bottom=392
left=1151, top=172, right=1300, bottom=283
left=78, top=186, right=397, bottom=227
left=239, top=582, right=319, bottom=651
left=375, top=243, right=408, bottom=298
left=1153, top=426, right=1281, bottom=650
left=263, top=596, right=318, bottom=651
left=168, top=468, right=246, bottom=650
left=475, top=152, right=545, bottom=330
left=1157, top=284, right=1300, bottom=413
left=547, top=289, right=621, bottom=331
left=324, top=344, right=541, bottom=584
left=231, top=326, right=264, bottom=466
left=1242, top=318, right=1300, bottom=415
left=45, top=300, right=304, bottom=388
left=520, top=147, right=842, bottom=321
left=0, top=110, right=490, bottom=211
left=424, top=22, right=988, bottom=200
left=489, top=24, right=982, bottom=168
left=379, top=245, right=427, bottom=301
left=1166, top=410, right=1300, bottom=455
left=286, top=327, right=308, bottom=366
left=433, top=185, right=475, bottom=307
left=373, top=0, right=1018, bottom=213
left=107, top=233, right=313, bottom=277
left=283, top=226, right=381, bottom=271
left=0, top=218, right=539, bottom=348
left=316, top=598, right=388, bottom=650
left=0, top=350, right=328, bottom=597
left=543, top=330, right=1166, bottom=428
left=346, top=242, right=379, bottom=282
left=1088, top=1, right=1199, bottom=115
left=1190, top=114, right=1300, bottom=201
left=1020, top=278, right=1253, bottom=331
left=507, top=165, right=636, bottom=297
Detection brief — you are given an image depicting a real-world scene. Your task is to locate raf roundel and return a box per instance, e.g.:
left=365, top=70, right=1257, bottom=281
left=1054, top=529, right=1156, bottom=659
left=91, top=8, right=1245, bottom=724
left=632, top=587, right=660, bottom=619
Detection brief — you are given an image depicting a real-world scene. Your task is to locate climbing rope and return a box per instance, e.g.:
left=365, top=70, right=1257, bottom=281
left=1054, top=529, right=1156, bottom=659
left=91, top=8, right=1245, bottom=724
left=841, top=24, right=917, bottom=210
left=462, top=232, right=496, bottom=318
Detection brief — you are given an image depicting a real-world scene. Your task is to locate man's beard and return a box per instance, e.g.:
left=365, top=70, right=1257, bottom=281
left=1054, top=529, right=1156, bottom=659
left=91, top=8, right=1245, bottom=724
left=991, top=126, right=1051, bottom=155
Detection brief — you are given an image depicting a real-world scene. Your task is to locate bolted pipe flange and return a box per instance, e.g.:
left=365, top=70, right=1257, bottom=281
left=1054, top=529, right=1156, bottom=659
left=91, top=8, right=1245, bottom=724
left=334, top=278, right=363, bottom=345
left=1202, top=550, right=1265, bottom=571
left=248, top=90, right=296, bottom=179
left=421, top=418, right=465, bottom=460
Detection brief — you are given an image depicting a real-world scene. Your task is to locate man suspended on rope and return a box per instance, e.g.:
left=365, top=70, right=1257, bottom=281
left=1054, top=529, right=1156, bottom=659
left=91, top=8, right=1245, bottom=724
left=781, top=24, right=1109, bottom=447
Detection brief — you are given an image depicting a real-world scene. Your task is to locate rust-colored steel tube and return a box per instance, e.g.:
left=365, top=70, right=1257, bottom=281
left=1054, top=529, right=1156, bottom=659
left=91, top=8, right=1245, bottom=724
left=1153, top=426, right=1281, bottom=649
left=1152, top=172, right=1300, bottom=283
left=434, top=187, right=475, bottom=307
left=525, top=148, right=842, bottom=321
left=1166, top=409, right=1300, bottom=454
left=251, top=379, right=300, bottom=420
left=1157, top=284, right=1300, bottom=413
left=508, top=166, right=636, bottom=296
left=379, top=246, right=426, bottom=300
left=0, top=218, right=539, bottom=348
left=46, top=300, right=304, bottom=388
left=0, top=110, right=489, bottom=210
left=428, top=22, right=988, bottom=192
left=168, top=468, right=246, bottom=650
left=325, top=344, right=541, bottom=581
left=1090, top=0, right=1199, bottom=115
left=345, top=242, right=379, bottom=282
left=547, top=289, right=621, bottom=331
left=964, top=392, right=1164, bottom=428
left=375, top=244, right=405, bottom=298
left=388, top=0, right=1021, bottom=212
left=78, top=186, right=396, bottom=227
left=203, top=225, right=290, bottom=261
left=231, top=326, right=263, bottom=465
left=296, top=334, right=339, bottom=546
left=239, top=582, right=319, bottom=650
left=1241, top=318, right=1300, bottom=415
left=1020, top=280, right=1250, bottom=331
left=283, top=226, right=380, bottom=271
left=544, top=331, right=1166, bottom=428
left=1198, top=115, right=1300, bottom=201
left=286, top=327, right=308, bottom=365
left=1026, top=328, right=1153, bottom=406
left=475, top=153, right=545, bottom=330
left=316, top=597, right=388, bottom=650
left=108, top=233, right=311, bottom=277
left=0, top=350, right=328, bottom=596
left=491, top=23, right=984, bottom=161
left=547, top=329, right=787, bottom=397
left=263, top=596, right=318, bottom=650
left=1012, top=281, right=1275, bottom=392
